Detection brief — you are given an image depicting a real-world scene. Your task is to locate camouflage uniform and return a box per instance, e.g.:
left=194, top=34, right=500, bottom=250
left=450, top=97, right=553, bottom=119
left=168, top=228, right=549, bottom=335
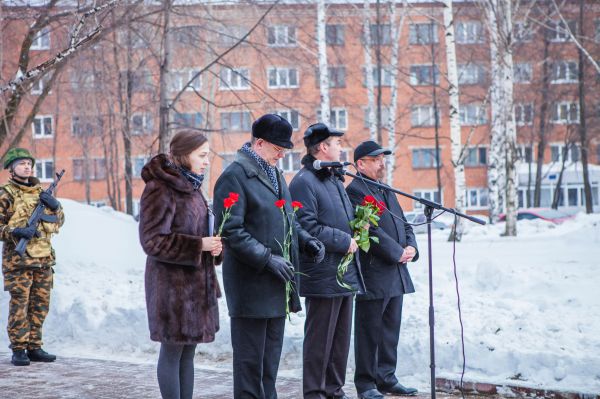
left=0, top=177, right=64, bottom=351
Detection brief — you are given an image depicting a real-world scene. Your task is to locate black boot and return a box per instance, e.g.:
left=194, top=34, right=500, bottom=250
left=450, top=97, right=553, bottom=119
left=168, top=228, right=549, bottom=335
left=28, top=348, right=56, bottom=362
left=11, top=350, right=30, bottom=366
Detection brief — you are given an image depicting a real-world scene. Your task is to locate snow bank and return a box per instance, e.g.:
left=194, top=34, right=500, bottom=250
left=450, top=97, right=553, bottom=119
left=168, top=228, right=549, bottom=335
left=0, top=200, right=599, bottom=394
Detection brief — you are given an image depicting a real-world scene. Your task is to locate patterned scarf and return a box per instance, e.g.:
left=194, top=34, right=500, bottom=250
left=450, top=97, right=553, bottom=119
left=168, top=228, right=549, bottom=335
left=165, top=159, right=204, bottom=191
left=240, top=142, right=279, bottom=194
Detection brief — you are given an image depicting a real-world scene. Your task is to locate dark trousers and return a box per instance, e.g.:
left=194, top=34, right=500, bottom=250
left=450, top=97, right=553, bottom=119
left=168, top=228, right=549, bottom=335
left=354, top=295, right=404, bottom=394
left=303, top=296, right=353, bottom=399
left=231, top=316, right=286, bottom=399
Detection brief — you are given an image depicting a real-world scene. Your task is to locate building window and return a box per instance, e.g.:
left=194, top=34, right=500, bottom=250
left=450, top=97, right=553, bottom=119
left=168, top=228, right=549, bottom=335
left=267, top=67, right=299, bottom=89
left=217, top=26, right=248, bottom=47
left=168, top=69, right=201, bottom=92
left=550, top=144, right=580, bottom=163
left=220, top=153, right=236, bottom=171
left=132, top=113, right=153, bottom=135
left=31, top=27, right=50, bottom=50
left=173, top=112, right=203, bottom=129
left=412, top=148, right=440, bottom=169
left=278, top=151, right=302, bottom=173
left=73, top=158, right=107, bottom=181
left=221, top=111, right=251, bottom=132
left=71, top=68, right=100, bottom=91
left=410, top=65, right=439, bottom=86
left=35, top=160, right=54, bottom=182
left=316, top=66, right=346, bottom=88
left=31, top=74, right=51, bottom=95
left=409, top=23, right=438, bottom=45
left=413, top=189, right=442, bottom=209
left=317, top=107, right=347, bottom=130
left=465, top=188, right=489, bottom=209
left=514, top=63, right=532, bottom=83
left=171, top=26, right=201, bottom=47
left=274, top=109, right=300, bottom=130
left=363, top=66, right=393, bottom=87
left=547, top=20, right=576, bottom=42
left=515, top=21, right=533, bottom=42
left=119, top=69, right=153, bottom=92
left=411, top=105, right=439, bottom=127
left=364, top=106, right=391, bottom=128
left=72, top=116, right=103, bottom=136
left=455, top=21, right=483, bottom=44
left=551, top=102, right=579, bottom=124
left=517, top=145, right=534, bottom=163
left=460, top=104, right=488, bottom=125
left=595, top=20, right=600, bottom=43
left=458, top=63, right=485, bottom=85
left=267, top=25, right=296, bottom=47
left=551, top=61, right=578, bottom=84
left=219, top=67, right=250, bottom=90
left=133, top=157, right=150, bottom=178
left=32, top=115, right=53, bottom=138
left=464, top=147, right=487, bottom=167
left=515, top=103, right=534, bottom=126
left=370, top=24, right=391, bottom=45
left=326, top=24, right=345, bottom=46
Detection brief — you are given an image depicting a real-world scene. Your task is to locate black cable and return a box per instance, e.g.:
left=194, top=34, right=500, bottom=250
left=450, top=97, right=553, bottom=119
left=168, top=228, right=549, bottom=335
left=452, top=213, right=466, bottom=399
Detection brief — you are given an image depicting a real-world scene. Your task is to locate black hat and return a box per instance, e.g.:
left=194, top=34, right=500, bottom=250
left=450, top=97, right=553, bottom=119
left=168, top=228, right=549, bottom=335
left=354, top=140, right=392, bottom=162
left=303, top=123, right=344, bottom=147
left=252, top=114, right=294, bottom=149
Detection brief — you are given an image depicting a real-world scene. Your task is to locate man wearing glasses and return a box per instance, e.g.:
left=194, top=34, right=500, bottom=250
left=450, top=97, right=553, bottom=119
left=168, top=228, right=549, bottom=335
left=346, top=141, right=419, bottom=399
left=289, top=123, right=365, bottom=399
left=214, top=114, right=325, bottom=399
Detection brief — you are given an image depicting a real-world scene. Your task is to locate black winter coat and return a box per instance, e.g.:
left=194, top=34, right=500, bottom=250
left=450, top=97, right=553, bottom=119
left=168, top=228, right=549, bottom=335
left=289, top=155, right=366, bottom=297
left=213, top=150, right=313, bottom=318
left=139, top=154, right=222, bottom=344
left=346, top=173, right=418, bottom=301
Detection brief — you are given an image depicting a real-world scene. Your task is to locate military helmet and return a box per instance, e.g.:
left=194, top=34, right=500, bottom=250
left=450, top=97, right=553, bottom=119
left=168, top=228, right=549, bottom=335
left=3, top=148, right=35, bottom=170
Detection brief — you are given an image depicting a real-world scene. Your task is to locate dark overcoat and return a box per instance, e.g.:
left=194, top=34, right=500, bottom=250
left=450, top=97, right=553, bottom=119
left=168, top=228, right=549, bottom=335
left=289, top=155, right=366, bottom=297
left=139, top=154, right=221, bottom=344
left=346, top=173, right=419, bottom=301
left=213, top=150, right=313, bottom=318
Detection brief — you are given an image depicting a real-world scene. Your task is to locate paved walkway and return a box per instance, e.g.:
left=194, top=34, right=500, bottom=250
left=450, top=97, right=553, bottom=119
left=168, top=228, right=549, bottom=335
left=0, top=354, right=483, bottom=398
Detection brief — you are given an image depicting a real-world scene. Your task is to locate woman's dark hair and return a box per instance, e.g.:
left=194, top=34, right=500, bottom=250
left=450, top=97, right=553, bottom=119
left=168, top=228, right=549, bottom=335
left=169, top=130, right=208, bottom=169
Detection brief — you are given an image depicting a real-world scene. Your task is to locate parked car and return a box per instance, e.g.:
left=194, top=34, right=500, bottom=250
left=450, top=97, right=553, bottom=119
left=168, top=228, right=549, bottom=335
left=404, top=212, right=448, bottom=234
left=497, top=208, right=576, bottom=224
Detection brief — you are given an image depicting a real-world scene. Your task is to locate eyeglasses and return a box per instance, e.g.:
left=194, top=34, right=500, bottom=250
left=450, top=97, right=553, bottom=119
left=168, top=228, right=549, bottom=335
left=361, top=156, right=385, bottom=164
left=264, top=141, right=287, bottom=155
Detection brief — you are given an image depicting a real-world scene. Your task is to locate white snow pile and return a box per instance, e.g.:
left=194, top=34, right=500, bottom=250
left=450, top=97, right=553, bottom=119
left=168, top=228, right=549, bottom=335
left=0, top=199, right=599, bottom=395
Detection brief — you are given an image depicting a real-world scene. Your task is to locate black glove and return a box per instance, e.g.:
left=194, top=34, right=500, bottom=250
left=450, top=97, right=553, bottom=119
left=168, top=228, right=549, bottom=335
left=305, top=239, right=325, bottom=263
left=11, top=225, right=39, bottom=240
left=39, top=191, right=60, bottom=211
left=265, top=255, right=294, bottom=283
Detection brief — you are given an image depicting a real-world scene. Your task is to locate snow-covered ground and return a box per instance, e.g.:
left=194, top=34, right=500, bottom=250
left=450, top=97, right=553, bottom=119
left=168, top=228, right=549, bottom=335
left=1, top=199, right=599, bottom=394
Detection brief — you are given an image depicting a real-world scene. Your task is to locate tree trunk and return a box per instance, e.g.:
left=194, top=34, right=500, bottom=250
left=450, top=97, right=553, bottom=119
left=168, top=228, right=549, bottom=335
left=443, top=0, right=465, bottom=241
left=363, top=0, right=376, bottom=140
left=534, top=35, right=551, bottom=207
left=158, top=0, right=172, bottom=153
left=317, top=0, right=331, bottom=125
left=375, top=0, right=383, bottom=143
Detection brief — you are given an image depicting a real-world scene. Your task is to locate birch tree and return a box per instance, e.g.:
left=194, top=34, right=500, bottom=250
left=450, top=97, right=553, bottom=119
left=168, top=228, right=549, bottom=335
left=483, top=0, right=518, bottom=235
left=363, top=0, right=377, bottom=141
left=443, top=0, right=466, bottom=240
left=317, top=0, right=331, bottom=125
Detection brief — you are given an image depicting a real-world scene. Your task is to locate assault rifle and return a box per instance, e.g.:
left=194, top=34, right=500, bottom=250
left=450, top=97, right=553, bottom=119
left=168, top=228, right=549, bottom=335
left=15, top=169, right=65, bottom=258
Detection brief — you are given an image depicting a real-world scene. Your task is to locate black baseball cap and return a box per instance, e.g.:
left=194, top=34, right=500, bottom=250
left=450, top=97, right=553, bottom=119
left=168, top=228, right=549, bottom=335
left=354, top=140, right=392, bottom=162
left=303, top=123, right=344, bottom=147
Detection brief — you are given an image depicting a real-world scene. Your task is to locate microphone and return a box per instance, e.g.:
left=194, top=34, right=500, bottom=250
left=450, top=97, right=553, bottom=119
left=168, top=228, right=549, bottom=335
left=313, top=160, right=351, bottom=170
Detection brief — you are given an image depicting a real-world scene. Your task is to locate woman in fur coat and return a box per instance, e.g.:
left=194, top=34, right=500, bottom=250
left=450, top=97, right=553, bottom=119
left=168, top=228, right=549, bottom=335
left=139, top=130, right=223, bottom=399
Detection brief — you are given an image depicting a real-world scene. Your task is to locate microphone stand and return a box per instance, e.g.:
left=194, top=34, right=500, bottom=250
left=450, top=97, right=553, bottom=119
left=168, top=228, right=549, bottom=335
left=340, top=168, right=486, bottom=399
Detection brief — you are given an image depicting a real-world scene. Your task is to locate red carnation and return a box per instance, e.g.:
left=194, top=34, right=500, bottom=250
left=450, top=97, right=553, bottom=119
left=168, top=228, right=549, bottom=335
left=362, top=195, right=376, bottom=206
left=377, top=200, right=385, bottom=215
left=275, top=199, right=286, bottom=208
left=224, top=197, right=236, bottom=209
left=291, top=201, right=303, bottom=210
left=228, top=192, right=239, bottom=202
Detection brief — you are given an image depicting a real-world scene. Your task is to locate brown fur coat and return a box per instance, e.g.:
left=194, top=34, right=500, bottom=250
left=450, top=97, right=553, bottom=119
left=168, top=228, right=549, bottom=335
left=139, top=154, right=221, bottom=344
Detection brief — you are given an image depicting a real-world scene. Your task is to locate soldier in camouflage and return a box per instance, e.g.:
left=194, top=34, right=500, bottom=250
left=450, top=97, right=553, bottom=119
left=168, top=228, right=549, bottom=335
left=0, top=148, right=64, bottom=366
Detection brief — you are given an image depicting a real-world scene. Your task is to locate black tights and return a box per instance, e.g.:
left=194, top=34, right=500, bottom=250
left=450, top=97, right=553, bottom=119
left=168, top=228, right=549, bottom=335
left=157, top=343, right=197, bottom=399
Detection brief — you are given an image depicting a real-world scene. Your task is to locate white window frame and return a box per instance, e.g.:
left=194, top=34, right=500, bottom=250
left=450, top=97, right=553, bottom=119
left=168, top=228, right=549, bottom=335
left=267, top=67, right=299, bottom=89
left=32, top=115, right=53, bottom=138
left=551, top=61, right=578, bottom=84
left=410, top=64, right=439, bottom=86
left=364, top=106, right=392, bottom=128
left=31, top=74, right=51, bottom=95
left=458, top=63, right=485, bottom=85
left=459, top=104, right=488, bottom=126
left=464, top=146, right=487, bottom=167
left=35, top=159, right=54, bottom=183
left=317, top=107, right=348, bottom=131
left=412, top=148, right=440, bottom=169
left=548, top=20, right=576, bottom=43
left=31, top=27, right=51, bottom=50
left=277, top=151, right=302, bottom=173
left=133, top=156, right=150, bottom=179
left=220, top=111, right=252, bottom=132
left=551, top=101, right=580, bottom=124
left=513, top=63, right=532, bottom=83
left=409, top=23, right=438, bottom=45
left=267, top=25, right=297, bottom=47
left=515, top=103, right=534, bottom=126
left=515, top=21, right=533, bottom=42
left=413, top=189, right=442, bottom=209
left=455, top=21, right=484, bottom=44
left=274, top=109, right=300, bottom=131
left=411, top=105, right=438, bottom=127
left=363, top=65, right=393, bottom=86
left=168, top=69, right=201, bottom=92
left=132, top=113, right=153, bottom=135
left=465, top=188, right=489, bottom=210
left=219, top=68, right=250, bottom=90
left=550, top=143, right=581, bottom=163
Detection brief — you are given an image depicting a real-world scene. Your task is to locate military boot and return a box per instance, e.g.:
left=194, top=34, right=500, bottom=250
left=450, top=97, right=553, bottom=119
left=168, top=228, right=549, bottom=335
left=11, top=350, right=30, bottom=366
left=28, top=348, right=56, bottom=362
